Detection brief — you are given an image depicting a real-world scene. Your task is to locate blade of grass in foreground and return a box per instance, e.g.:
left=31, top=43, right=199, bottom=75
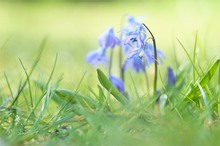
left=97, top=69, right=128, bottom=105
left=4, top=72, right=14, bottom=100
left=177, top=38, right=201, bottom=78
left=18, top=58, right=34, bottom=108
left=9, top=38, right=47, bottom=108
left=193, top=32, right=198, bottom=83
left=197, top=82, right=213, bottom=126
left=26, top=53, right=58, bottom=125
left=218, top=63, right=220, bottom=114
left=185, top=59, right=219, bottom=101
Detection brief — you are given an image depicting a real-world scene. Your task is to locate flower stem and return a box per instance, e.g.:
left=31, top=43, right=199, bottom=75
left=142, top=23, right=158, bottom=95
left=119, top=15, right=127, bottom=82
left=119, top=41, right=124, bottom=81
left=144, top=69, right=150, bottom=97
left=108, top=49, right=113, bottom=76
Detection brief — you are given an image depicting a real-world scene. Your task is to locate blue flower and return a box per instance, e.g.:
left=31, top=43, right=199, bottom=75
left=123, top=49, right=146, bottom=73
left=86, top=48, right=108, bottom=67
left=121, top=16, right=143, bottom=33
left=123, top=24, right=146, bottom=49
left=98, top=27, right=120, bottom=49
left=143, top=43, right=165, bottom=65
left=167, top=67, right=176, bottom=86
left=127, top=16, right=142, bottom=27
left=109, top=75, right=125, bottom=93
left=123, top=42, right=165, bottom=73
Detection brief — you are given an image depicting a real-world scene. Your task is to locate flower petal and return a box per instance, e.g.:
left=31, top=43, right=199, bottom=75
left=86, top=48, right=108, bottom=67
left=109, top=75, right=125, bottom=93
left=167, top=67, right=176, bottom=86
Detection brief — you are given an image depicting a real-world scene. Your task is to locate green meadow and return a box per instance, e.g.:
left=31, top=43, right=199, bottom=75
left=0, top=0, right=220, bottom=145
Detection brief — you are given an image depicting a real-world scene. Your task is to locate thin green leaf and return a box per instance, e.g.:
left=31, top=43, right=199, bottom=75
left=197, top=82, right=212, bottom=122
left=97, top=69, right=128, bottom=105
left=4, top=72, right=14, bottom=100
left=185, top=59, right=219, bottom=100
left=218, top=62, right=220, bottom=114
left=52, top=89, right=97, bottom=109
left=200, top=59, right=219, bottom=87
left=18, top=58, right=33, bottom=108
left=176, top=38, right=201, bottom=77
left=9, top=37, right=47, bottom=108
left=98, top=85, right=111, bottom=111
left=98, top=85, right=105, bottom=104
left=193, top=31, right=198, bottom=83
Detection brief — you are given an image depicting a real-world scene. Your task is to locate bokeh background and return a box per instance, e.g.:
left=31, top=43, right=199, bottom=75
left=0, top=0, right=220, bottom=90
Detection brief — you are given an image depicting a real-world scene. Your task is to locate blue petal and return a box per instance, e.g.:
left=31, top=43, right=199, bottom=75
left=86, top=48, right=108, bottom=67
left=167, top=67, right=176, bottom=86
left=121, top=15, right=144, bottom=33
left=123, top=50, right=146, bottom=73
left=98, top=27, right=120, bottom=49
left=123, top=25, right=146, bottom=49
left=109, top=75, right=125, bottom=93
left=144, top=43, right=165, bottom=65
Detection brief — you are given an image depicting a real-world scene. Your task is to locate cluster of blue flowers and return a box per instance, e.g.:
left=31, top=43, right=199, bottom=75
left=86, top=27, right=120, bottom=67
left=86, top=16, right=176, bottom=95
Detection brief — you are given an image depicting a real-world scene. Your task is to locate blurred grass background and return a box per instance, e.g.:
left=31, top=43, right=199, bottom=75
left=0, top=0, right=219, bottom=90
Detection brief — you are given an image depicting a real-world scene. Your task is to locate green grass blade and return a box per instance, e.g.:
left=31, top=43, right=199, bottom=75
left=200, top=59, right=219, bottom=87
left=98, top=85, right=105, bottom=104
left=4, top=72, right=14, bottom=100
left=129, top=72, right=142, bottom=104
left=193, top=32, right=198, bottom=83
left=52, top=89, right=97, bottom=110
left=44, top=53, right=58, bottom=90
left=218, top=62, right=220, bottom=114
left=97, top=69, right=128, bottom=105
left=0, top=37, right=11, bottom=50
left=185, top=59, right=219, bottom=100
left=9, top=37, right=47, bottom=108
left=176, top=38, right=201, bottom=77
left=18, top=58, right=33, bottom=108
left=197, top=82, right=212, bottom=122
left=98, top=85, right=111, bottom=111
left=25, top=53, right=57, bottom=123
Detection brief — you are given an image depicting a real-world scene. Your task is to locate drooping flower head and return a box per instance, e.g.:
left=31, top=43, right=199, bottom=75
left=121, top=16, right=145, bottom=53
left=122, top=16, right=143, bottom=33
left=123, top=42, right=165, bottom=73
left=167, top=67, right=176, bottom=86
left=86, top=27, right=120, bottom=67
left=127, top=16, right=142, bottom=27
left=98, top=27, right=120, bottom=49
left=143, top=43, right=165, bottom=65
left=109, top=75, right=125, bottom=93
left=123, top=24, right=146, bottom=49
left=123, top=49, right=146, bottom=73
left=86, top=48, right=108, bottom=67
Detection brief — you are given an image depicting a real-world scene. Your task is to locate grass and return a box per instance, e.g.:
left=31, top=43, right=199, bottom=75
left=0, top=1, right=220, bottom=146
left=0, top=54, right=220, bottom=145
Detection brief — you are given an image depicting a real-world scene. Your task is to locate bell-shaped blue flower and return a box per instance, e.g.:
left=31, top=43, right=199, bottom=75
left=143, top=43, right=165, bottom=65
left=98, top=27, right=120, bottom=49
left=109, top=75, right=125, bottom=93
left=167, top=67, right=176, bottom=86
left=127, top=16, right=142, bottom=27
left=86, top=48, right=108, bottom=67
left=123, top=42, right=165, bottom=73
left=123, top=49, right=146, bottom=73
left=121, top=15, right=143, bottom=34
left=123, top=24, right=146, bottom=49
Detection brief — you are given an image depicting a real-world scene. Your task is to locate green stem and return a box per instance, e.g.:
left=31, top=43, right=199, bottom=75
left=144, top=69, right=150, bottom=97
left=142, top=23, right=158, bottom=95
left=119, top=42, right=124, bottom=81
left=119, top=15, right=127, bottom=82
left=108, top=49, right=113, bottom=76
